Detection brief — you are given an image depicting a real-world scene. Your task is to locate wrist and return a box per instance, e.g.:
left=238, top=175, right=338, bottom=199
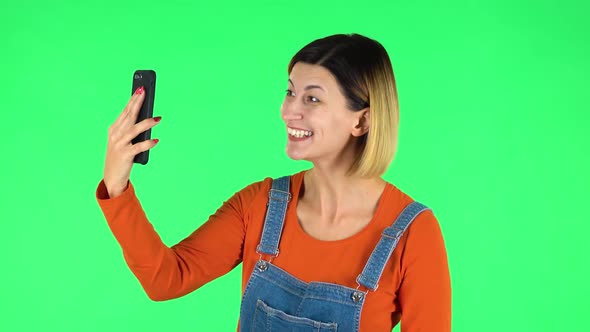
left=104, top=179, right=129, bottom=198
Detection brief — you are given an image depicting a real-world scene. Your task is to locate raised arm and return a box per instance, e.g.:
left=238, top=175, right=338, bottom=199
left=96, top=179, right=262, bottom=301
left=97, top=86, right=261, bottom=300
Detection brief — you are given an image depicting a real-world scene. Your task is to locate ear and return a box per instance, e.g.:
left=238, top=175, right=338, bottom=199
left=352, top=108, right=370, bottom=137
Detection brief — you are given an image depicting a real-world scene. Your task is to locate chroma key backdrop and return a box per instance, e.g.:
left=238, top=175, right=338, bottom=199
left=1, top=0, right=588, bottom=331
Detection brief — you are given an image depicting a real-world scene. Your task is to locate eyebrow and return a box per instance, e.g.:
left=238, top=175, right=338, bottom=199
left=288, top=79, right=326, bottom=92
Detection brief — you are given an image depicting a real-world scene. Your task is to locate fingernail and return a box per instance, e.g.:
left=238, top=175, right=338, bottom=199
left=135, top=86, right=144, bottom=95
left=154, top=116, right=162, bottom=122
left=153, top=139, right=159, bottom=144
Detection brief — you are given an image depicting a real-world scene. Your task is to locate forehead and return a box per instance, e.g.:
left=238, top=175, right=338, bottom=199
left=288, top=62, right=339, bottom=88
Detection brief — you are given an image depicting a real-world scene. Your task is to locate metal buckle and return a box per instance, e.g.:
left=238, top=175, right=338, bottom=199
left=352, top=282, right=370, bottom=304
left=256, top=251, right=278, bottom=263
left=382, top=229, right=402, bottom=239
left=256, top=259, right=269, bottom=272
left=269, top=188, right=292, bottom=202
left=356, top=278, right=377, bottom=293
left=355, top=282, right=372, bottom=293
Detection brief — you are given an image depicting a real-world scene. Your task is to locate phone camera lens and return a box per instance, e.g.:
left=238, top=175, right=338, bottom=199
left=134, top=73, right=142, bottom=79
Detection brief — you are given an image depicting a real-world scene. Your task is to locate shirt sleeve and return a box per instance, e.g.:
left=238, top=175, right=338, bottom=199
left=398, top=209, right=452, bottom=331
left=95, top=179, right=263, bottom=301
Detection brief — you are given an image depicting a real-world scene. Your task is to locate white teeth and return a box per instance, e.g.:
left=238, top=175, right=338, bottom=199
left=288, top=127, right=313, bottom=138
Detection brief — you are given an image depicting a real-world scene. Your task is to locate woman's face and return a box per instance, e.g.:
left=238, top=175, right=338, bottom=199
left=280, top=62, right=366, bottom=165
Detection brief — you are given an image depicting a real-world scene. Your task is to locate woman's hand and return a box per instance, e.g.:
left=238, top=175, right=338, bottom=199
left=103, top=86, right=161, bottom=198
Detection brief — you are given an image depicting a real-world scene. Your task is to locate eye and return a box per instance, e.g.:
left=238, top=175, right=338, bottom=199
left=307, top=96, right=320, bottom=103
left=285, top=89, right=295, bottom=97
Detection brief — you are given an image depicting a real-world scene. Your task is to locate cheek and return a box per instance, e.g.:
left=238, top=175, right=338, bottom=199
left=329, top=117, right=352, bottom=135
left=328, top=120, right=355, bottom=146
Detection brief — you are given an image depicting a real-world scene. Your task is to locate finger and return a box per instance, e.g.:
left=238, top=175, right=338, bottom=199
left=122, top=116, right=161, bottom=145
left=122, top=87, right=146, bottom=127
left=113, top=87, right=144, bottom=130
left=130, top=137, right=159, bottom=156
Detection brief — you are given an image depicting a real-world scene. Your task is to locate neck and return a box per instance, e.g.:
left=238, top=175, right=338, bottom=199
left=299, top=137, right=386, bottom=221
left=301, top=165, right=385, bottom=222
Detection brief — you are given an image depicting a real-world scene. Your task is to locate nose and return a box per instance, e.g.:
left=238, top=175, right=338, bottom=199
left=280, top=99, right=303, bottom=122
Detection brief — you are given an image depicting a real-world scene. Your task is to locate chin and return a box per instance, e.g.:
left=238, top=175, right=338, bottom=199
left=286, top=151, right=305, bottom=161
left=285, top=148, right=309, bottom=161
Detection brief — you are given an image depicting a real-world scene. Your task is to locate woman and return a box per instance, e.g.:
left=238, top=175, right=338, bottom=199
left=97, top=34, right=451, bottom=331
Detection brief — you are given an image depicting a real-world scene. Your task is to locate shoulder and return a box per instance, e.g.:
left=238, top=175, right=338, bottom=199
left=235, top=170, right=303, bottom=196
left=227, top=177, right=270, bottom=214
left=381, top=182, right=444, bottom=245
left=229, top=170, right=305, bottom=213
left=395, top=200, right=446, bottom=266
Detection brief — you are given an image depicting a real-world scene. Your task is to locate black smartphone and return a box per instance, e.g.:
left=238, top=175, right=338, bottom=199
left=131, top=70, right=157, bottom=165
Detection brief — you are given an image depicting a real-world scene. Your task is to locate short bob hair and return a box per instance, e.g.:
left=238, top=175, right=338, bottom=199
left=288, top=34, right=399, bottom=178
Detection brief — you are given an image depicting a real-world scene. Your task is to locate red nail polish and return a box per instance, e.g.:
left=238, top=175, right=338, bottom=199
left=153, top=139, right=159, bottom=144
left=135, top=86, right=144, bottom=95
left=154, top=116, right=162, bottom=122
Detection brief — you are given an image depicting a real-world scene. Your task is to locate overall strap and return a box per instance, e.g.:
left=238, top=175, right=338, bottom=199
left=356, top=201, right=431, bottom=291
left=256, top=176, right=291, bottom=257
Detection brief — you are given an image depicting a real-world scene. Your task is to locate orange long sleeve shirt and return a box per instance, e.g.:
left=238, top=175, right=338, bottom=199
left=96, top=170, right=451, bottom=331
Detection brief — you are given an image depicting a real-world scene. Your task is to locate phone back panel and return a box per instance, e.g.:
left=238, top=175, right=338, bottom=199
left=131, top=70, right=156, bottom=165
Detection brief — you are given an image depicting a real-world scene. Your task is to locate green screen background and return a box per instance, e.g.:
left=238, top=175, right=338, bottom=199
left=1, top=0, right=588, bottom=331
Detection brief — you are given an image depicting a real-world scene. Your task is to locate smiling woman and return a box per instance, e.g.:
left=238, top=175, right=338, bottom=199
left=282, top=34, right=399, bottom=179
left=96, top=33, right=451, bottom=332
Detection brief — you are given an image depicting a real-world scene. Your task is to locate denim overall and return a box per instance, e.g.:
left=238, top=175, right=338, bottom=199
left=239, top=176, right=430, bottom=332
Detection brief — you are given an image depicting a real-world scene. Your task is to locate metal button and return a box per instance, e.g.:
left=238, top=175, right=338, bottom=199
left=351, top=291, right=364, bottom=303
left=256, top=261, right=268, bottom=272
